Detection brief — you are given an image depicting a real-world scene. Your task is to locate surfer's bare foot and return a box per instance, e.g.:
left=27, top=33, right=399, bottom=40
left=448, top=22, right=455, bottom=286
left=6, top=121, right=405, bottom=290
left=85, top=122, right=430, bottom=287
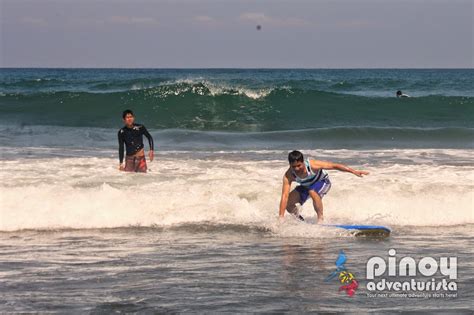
left=317, top=216, right=324, bottom=224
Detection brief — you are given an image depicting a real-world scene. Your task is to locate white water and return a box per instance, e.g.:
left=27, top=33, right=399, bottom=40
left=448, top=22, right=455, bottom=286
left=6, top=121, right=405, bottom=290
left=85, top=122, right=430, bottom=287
left=149, top=78, right=273, bottom=99
left=1, top=149, right=472, bottom=232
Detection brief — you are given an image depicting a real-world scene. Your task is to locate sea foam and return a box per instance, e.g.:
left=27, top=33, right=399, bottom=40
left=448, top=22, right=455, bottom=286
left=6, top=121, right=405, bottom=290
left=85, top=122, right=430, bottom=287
left=1, top=152, right=472, bottom=232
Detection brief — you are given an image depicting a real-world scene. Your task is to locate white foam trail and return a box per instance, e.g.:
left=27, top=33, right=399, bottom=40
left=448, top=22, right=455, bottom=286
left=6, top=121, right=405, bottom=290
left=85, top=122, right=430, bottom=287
left=1, top=152, right=472, bottom=233
left=155, top=78, right=272, bottom=99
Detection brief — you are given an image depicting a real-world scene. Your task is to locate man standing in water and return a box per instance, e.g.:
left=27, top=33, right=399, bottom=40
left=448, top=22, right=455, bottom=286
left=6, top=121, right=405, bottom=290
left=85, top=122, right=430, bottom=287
left=118, top=109, right=154, bottom=173
left=279, top=151, right=369, bottom=223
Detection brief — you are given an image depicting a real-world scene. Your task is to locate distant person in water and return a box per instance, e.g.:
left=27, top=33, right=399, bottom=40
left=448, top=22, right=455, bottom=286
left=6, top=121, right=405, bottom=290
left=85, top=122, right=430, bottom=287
left=279, top=151, right=369, bottom=223
left=396, top=90, right=410, bottom=98
left=118, top=109, right=154, bottom=173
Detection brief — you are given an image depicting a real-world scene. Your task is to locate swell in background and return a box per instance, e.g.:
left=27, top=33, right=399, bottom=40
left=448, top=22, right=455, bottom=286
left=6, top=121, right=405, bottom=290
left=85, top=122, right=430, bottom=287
left=1, top=68, right=473, bottom=132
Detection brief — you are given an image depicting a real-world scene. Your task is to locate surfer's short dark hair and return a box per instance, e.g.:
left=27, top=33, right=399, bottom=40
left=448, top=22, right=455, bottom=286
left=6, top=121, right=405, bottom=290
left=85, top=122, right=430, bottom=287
left=122, top=109, right=134, bottom=118
left=288, top=150, right=304, bottom=163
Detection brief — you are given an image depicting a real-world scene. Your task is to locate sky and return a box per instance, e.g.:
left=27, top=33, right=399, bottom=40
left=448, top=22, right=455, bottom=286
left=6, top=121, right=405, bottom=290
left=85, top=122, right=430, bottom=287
left=1, top=0, right=473, bottom=68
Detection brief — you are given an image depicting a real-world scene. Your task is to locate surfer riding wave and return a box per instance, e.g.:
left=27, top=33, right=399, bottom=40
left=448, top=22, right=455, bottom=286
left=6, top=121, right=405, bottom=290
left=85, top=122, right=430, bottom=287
left=279, top=150, right=369, bottom=223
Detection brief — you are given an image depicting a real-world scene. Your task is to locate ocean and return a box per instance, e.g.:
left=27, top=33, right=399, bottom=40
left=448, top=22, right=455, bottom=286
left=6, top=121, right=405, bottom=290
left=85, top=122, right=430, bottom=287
left=0, top=68, right=473, bottom=312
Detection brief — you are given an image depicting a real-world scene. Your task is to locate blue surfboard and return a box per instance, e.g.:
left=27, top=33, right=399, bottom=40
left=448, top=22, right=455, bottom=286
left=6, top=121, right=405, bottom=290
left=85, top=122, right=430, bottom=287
left=293, top=214, right=391, bottom=237
left=323, top=224, right=391, bottom=237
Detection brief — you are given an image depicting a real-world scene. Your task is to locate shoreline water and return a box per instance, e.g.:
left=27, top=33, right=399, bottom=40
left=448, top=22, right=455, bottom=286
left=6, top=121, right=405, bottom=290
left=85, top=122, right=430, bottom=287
left=1, top=226, right=472, bottom=313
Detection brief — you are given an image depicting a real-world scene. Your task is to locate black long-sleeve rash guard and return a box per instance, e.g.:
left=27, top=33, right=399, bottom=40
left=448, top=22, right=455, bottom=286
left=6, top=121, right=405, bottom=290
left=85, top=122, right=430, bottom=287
left=118, top=124, right=154, bottom=163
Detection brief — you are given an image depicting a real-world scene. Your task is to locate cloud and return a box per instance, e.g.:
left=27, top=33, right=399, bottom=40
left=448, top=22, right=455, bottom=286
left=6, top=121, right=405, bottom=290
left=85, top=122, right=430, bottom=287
left=335, top=19, right=373, bottom=29
left=239, top=12, right=310, bottom=27
left=192, top=15, right=222, bottom=27
left=194, top=15, right=215, bottom=23
left=63, top=16, right=159, bottom=29
left=20, top=17, right=48, bottom=27
left=107, top=16, right=158, bottom=26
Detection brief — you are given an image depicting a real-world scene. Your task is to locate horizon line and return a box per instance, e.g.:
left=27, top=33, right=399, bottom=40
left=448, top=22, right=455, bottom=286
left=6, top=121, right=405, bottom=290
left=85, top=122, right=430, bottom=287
left=2, top=66, right=473, bottom=70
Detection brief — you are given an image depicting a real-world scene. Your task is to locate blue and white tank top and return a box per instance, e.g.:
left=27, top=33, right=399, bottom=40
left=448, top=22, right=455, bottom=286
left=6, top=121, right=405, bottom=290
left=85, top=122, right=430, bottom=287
left=292, top=158, right=328, bottom=188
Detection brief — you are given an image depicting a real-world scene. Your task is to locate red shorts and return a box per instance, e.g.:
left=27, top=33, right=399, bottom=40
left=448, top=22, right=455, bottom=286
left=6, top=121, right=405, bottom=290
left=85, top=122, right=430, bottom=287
left=124, top=155, right=147, bottom=173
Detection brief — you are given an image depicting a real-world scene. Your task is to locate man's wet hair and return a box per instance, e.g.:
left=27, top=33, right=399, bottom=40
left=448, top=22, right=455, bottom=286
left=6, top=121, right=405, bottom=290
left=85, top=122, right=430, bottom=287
left=122, top=109, right=134, bottom=119
left=288, top=150, right=304, bottom=163
left=396, top=90, right=402, bottom=96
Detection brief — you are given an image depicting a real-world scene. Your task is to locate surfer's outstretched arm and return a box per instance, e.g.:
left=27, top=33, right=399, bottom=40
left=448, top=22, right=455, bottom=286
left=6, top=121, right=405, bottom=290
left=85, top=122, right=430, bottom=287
left=310, top=160, right=369, bottom=177
left=279, top=173, right=291, bottom=218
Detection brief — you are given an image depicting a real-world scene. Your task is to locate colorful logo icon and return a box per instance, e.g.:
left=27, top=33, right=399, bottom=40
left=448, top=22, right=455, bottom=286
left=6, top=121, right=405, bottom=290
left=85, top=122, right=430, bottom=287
left=325, top=250, right=359, bottom=297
